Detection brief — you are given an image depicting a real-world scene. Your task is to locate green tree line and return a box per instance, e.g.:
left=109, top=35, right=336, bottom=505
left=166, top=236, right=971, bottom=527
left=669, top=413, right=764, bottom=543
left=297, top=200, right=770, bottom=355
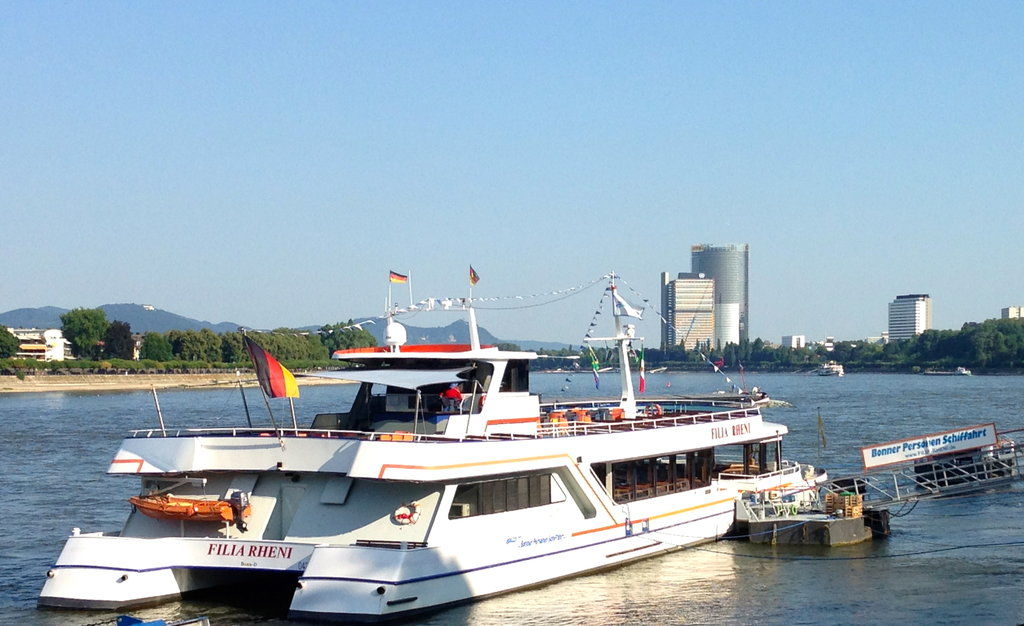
left=0, top=308, right=377, bottom=368
left=552, top=318, right=1024, bottom=373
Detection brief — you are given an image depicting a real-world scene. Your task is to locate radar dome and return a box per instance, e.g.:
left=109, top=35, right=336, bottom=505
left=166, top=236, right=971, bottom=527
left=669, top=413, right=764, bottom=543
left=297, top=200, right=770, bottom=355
left=385, top=320, right=407, bottom=350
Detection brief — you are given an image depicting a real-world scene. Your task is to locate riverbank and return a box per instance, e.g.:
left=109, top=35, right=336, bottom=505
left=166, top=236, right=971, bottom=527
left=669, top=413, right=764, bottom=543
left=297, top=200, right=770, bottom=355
left=0, top=372, right=351, bottom=394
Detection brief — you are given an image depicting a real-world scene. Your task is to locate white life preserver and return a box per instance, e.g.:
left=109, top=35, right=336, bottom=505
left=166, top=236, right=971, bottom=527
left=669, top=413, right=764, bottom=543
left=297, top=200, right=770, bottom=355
left=393, top=502, right=420, bottom=525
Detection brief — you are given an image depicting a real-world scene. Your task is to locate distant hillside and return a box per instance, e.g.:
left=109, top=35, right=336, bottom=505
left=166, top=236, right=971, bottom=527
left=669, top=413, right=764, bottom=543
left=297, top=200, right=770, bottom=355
left=0, top=304, right=241, bottom=334
left=2, top=304, right=570, bottom=349
left=509, top=339, right=574, bottom=351
left=0, top=306, right=69, bottom=329
left=353, top=318, right=502, bottom=346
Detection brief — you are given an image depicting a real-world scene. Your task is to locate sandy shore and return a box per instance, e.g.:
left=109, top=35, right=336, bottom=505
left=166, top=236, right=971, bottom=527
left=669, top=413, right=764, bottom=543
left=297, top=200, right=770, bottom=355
left=0, top=373, right=352, bottom=394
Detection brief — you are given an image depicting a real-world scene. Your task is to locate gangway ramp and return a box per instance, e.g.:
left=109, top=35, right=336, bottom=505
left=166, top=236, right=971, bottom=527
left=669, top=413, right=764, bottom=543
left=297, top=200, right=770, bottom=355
left=821, top=439, right=1023, bottom=510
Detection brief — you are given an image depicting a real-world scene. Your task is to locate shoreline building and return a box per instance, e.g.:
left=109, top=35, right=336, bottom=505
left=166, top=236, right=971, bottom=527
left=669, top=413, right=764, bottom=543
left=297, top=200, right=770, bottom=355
left=661, top=272, right=714, bottom=350
left=888, top=294, right=932, bottom=340
left=781, top=335, right=806, bottom=349
left=1002, top=307, right=1022, bottom=319
left=691, top=243, right=749, bottom=345
left=10, top=328, right=71, bottom=361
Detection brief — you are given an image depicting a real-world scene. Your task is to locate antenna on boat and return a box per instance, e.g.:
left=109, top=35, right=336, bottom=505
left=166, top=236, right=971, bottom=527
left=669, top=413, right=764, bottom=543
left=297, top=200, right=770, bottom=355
left=236, top=370, right=253, bottom=428
left=151, top=386, right=166, bottom=436
left=467, top=302, right=481, bottom=351
left=584, top=272, right=644, bottom=419
left=468, top=266, right=481, bottom=351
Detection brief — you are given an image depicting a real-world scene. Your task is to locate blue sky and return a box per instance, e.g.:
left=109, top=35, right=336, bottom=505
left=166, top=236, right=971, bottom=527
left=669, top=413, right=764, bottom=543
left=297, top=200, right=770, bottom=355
left=2, top=2, right=1021, bottom=345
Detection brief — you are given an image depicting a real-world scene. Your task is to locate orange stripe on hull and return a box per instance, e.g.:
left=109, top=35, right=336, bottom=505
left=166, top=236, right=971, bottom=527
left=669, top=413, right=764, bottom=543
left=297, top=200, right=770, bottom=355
left=334, top=344, right=495, bottom=356
left=110, top=458, right=144, bottom=473
left=378, top=453, right=570, bottom=479
left=572, top=496, right=735, bottom=537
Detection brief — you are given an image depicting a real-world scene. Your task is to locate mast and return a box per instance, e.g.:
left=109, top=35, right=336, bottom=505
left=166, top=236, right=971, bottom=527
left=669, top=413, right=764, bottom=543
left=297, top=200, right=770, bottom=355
left=611, top=274, right=637, bottom=419
left=585, top=272, right=643, bottom=420
left=468, top=303, right=481, bottom=351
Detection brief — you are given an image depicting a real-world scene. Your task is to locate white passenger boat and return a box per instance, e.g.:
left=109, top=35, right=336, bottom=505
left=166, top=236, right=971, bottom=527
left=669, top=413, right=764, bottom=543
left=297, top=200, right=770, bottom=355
left=40, top=275, right=825, bottom=622
left=815, top=361, right=845, bottom=377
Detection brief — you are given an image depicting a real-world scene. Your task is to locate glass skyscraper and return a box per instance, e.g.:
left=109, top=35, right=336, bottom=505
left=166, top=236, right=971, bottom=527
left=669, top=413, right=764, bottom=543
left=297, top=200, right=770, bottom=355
left=691, top=243, right=749, bottom=344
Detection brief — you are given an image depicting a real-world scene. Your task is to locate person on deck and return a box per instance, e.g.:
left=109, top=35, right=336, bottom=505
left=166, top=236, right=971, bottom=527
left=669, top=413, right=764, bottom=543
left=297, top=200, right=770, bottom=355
left=440, top=383, right=463, bottom=412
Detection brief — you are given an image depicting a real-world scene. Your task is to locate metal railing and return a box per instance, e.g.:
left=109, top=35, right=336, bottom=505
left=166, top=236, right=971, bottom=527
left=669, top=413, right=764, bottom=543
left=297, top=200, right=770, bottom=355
left=536, top=406, right=761, bottom=438
left=125, top=427, right=510, bottom=443
left=821, top=442, right=1024, bottom=509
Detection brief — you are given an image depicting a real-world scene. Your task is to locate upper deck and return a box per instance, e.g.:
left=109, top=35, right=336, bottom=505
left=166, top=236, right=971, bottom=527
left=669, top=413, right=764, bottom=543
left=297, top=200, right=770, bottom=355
left=110, top=398, right=786, bottom=480
left=125, top=398, right=763, bottom=442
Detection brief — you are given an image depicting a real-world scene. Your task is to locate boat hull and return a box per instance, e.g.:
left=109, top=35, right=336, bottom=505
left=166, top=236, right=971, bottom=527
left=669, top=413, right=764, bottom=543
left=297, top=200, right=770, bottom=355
left=288, top=500, right=735, bottom=622
left=39, top=533, right=313, bottom=610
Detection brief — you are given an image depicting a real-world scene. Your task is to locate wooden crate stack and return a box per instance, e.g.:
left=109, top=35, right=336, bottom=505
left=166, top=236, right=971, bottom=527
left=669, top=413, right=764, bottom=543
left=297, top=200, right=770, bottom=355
left=825, top=492, right=863, bottom=519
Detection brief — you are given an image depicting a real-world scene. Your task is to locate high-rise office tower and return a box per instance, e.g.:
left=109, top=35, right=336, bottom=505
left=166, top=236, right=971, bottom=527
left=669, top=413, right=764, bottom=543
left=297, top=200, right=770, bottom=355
left=691, top=243, right=749, bottom=345
left=888, top=294, right=932, bottom=340
left=661, top=272, right=715, bottom=350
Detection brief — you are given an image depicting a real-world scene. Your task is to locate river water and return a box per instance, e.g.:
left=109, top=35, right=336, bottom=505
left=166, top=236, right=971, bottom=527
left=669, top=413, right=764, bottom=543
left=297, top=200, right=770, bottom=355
left=2, top=372, right=1023, bottom=624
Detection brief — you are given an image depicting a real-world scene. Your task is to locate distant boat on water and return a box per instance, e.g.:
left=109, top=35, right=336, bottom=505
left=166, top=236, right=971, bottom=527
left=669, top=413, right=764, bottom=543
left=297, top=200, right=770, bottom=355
left=815, top=361, right=845, bottom=377
left=923, top=366, right=972, bottom=376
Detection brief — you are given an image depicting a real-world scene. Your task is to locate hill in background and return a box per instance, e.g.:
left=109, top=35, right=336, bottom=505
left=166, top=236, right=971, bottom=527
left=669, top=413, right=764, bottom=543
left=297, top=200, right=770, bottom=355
left=1, top=305, right=572, bottom=351
left=0, top=304, right=240, bottom=334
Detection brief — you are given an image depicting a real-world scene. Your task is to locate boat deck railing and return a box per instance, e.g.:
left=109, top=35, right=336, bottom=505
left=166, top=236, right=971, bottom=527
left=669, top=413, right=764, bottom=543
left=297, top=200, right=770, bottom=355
left=536, top=405, right=761, bottom=438
left=715, top=460, right=804, bottom=483
left=540, top=396, right=758, bottom=412
left=126, top=402, right=761, bottom=442
left=126, top=427, right=501, bottom=443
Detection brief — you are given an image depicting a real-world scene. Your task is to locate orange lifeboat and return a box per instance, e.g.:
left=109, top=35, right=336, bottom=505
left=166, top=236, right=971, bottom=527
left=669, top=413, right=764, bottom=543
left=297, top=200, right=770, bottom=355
left=129, top=495, right=251, bottom=523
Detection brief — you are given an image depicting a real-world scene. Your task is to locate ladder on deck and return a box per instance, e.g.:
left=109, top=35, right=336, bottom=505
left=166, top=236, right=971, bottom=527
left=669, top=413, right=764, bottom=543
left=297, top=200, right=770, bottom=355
left=821, top=442, right=1024, bottom=510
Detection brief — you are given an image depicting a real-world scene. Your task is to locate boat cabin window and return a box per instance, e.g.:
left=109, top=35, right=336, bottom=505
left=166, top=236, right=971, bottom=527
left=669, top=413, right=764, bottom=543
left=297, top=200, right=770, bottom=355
left=500, top=359, right=530, bottom=392
left=714, top=441, right=781, bottom=477
left=592, top=449, right=716, bottom=504
left=448, top=473, right=564, bottom=519
left=340, top=362, right=495, bottom=433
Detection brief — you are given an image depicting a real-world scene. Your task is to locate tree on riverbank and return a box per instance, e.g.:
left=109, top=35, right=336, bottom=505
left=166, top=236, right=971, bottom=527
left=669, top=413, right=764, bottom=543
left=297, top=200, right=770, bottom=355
left=60, top=308, right=108, bottom=359
left=103, top=321, right=135, bottom=360
left=319, top=321, right=377, bottom=353
left=140, top=332, right=173, bottom=361
left=0, top=326, right=18, bottom=358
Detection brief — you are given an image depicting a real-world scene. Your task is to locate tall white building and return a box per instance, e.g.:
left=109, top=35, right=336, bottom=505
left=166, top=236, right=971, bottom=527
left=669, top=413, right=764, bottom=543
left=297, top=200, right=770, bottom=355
left=661, top=272, right=715, bottom=350
left=691, top=243, right=749, bottom=342
left=715, top=302, right=740, bottom=348
left=888, top=294, right=932, bottom=340
left=1002, top=306, right=1022, bottom=319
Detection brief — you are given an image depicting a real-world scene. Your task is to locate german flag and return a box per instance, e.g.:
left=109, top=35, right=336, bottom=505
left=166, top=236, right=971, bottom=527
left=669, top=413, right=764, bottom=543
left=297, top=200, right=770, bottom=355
left=243, top=335, right=299, bottom=398
left=389, top=270, right=409, bottom=284
left=469, top=266, right=480, bottom=286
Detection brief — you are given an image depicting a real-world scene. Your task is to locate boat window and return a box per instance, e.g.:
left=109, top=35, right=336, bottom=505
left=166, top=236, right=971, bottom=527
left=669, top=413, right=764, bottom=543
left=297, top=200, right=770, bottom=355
left=500, top=360, right=530, bottom=392
left=714, top=442, right=777, bottom=477
left=595, top=448, right=717, bottom=504
left=448, top=473, right=558, bottom=519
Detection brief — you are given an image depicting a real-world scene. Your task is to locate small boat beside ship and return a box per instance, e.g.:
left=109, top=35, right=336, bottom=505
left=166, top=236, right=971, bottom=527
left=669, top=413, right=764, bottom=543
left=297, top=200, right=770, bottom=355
left=128, top=494, right=251, bottom=526
left=40, top=273, right=826, bottom=622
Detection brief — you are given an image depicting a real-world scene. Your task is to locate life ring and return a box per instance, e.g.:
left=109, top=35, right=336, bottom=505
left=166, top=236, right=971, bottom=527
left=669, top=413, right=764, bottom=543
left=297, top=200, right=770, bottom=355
left=393, top=502, right=420, bottom=525
left=644, top=404, right=663, bottom=417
